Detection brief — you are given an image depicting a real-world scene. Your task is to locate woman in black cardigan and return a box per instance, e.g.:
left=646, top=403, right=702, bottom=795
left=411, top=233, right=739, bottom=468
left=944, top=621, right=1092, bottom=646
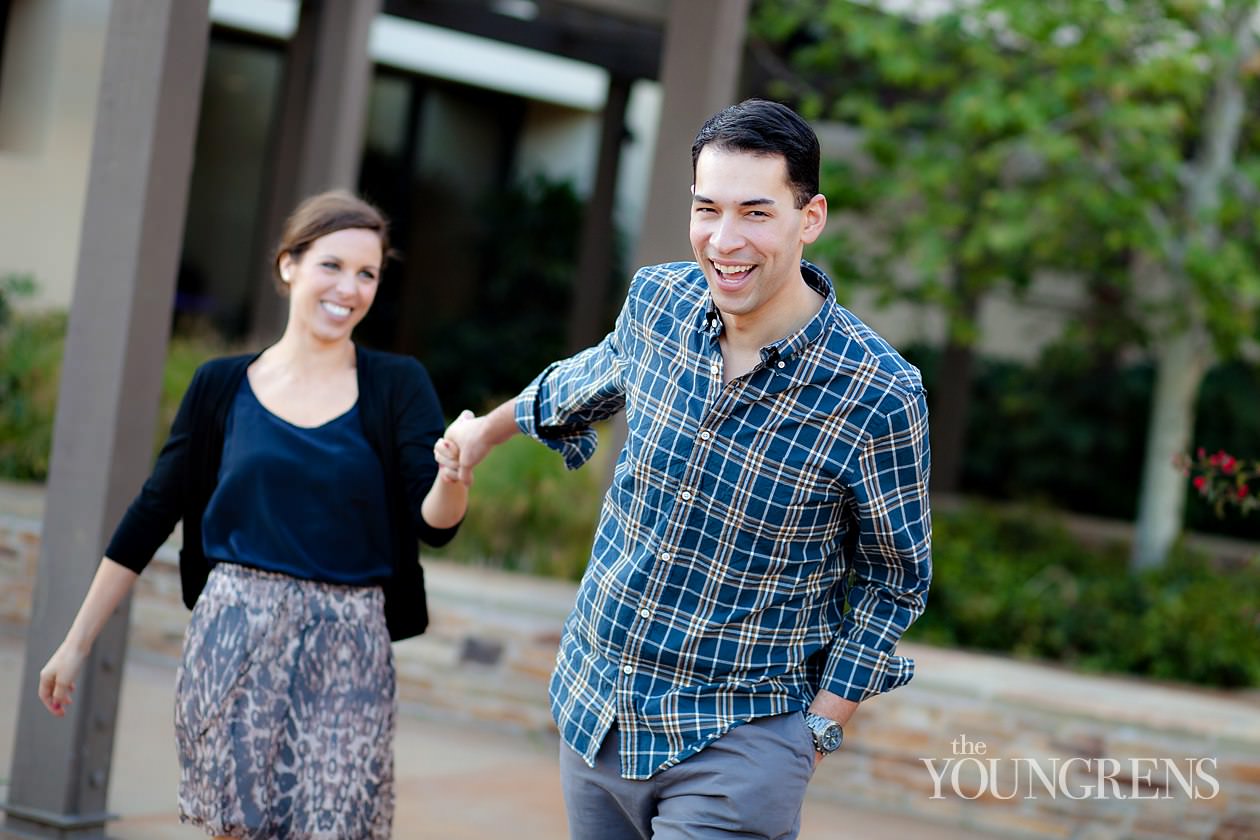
left=36, top=190, right=469, bottom=839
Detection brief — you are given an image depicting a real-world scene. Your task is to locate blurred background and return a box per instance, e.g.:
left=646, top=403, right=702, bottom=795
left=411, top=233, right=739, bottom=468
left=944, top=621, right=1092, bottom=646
left=1, top=1, right=1258, bottom=838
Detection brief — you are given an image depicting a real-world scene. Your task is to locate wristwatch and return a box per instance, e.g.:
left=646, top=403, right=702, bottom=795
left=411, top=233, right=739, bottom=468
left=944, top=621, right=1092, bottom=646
left=804, top=712, right=844, bottom=754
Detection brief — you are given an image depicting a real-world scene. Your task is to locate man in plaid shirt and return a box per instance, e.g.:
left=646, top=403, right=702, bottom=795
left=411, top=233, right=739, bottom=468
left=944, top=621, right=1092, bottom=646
left=440, top=99, right=931, bottom=839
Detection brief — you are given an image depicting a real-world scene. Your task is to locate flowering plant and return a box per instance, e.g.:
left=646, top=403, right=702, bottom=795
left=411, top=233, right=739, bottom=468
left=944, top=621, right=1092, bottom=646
left=1176, top=449, right=1260, bottom=518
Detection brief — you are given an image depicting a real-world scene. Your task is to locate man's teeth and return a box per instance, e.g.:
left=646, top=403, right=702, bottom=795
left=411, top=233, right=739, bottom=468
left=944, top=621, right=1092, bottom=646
left=715, top=264, right=753, bottom=275
left=322, top=301, right=351, bottom=317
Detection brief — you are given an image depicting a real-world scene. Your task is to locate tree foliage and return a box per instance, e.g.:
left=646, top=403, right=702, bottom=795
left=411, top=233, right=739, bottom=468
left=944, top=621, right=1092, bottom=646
left=750, top=0, right=1260, bottom=564
left=752, top=0, right=1260, bottom=346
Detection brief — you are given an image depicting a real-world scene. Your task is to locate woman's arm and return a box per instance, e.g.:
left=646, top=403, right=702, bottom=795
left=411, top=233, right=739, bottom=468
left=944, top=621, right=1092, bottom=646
left=38, top=557, right=139, bottom=716
left=420, top=436, right=470, bottom=529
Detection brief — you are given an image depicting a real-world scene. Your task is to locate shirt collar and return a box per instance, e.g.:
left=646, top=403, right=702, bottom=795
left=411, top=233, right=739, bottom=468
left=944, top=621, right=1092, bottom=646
left=702, top=260, right=836, bottom=367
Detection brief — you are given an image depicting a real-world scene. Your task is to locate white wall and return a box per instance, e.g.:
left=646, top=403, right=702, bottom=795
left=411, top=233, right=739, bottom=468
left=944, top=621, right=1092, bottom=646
left=843, top=271, right=1089, bottom=362
left=0, top=0, right=109, bottom=310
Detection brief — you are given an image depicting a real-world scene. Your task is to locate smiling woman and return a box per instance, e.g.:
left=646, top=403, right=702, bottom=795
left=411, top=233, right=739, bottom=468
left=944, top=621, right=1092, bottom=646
left=37, top=190, right=475, bottom=839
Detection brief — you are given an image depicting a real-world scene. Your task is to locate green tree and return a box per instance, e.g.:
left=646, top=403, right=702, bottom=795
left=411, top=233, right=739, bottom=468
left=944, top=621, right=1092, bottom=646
left=750, top=0, right=1260, bottom=568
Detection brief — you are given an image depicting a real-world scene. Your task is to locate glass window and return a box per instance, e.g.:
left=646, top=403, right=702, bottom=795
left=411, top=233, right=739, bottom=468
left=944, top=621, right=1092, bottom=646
left=176, top=30, right=284, bottom=338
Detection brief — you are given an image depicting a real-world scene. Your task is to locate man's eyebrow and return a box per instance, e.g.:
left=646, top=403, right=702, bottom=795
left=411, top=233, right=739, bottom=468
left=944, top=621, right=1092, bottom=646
left=691, top=195, right=777, bottom=207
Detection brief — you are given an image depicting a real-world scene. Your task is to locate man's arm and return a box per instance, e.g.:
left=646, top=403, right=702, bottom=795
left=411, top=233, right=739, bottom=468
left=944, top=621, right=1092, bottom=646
left=819, top=386, right=932, bottom=704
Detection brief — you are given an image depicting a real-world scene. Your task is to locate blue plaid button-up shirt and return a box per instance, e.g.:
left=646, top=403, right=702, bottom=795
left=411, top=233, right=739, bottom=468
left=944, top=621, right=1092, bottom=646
left=515, top=260, right=931, bottom=780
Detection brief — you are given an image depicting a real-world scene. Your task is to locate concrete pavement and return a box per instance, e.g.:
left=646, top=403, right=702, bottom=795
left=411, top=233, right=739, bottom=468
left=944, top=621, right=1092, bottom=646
left=0, top=627, right=983, bottom=839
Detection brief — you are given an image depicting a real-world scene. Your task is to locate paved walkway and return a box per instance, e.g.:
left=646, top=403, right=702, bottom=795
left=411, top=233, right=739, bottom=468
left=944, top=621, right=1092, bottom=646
left=0, top=631, right=982, bottom=839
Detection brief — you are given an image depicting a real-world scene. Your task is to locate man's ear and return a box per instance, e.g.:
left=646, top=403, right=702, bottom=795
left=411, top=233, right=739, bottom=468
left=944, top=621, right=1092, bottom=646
left=800, top=194, right=828, bottom=245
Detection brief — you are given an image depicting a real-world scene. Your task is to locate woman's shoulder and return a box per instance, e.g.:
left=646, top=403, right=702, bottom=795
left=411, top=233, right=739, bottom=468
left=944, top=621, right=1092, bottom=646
left=197, top=352, right=257, bottom=375
left=184, top=352, right=256, bottom=394
left=355, top=345, right=430, bottom=381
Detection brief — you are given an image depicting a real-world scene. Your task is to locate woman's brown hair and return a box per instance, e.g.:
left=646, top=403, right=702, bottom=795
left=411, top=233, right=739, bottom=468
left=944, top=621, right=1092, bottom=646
left=272, top=190, right=392, bottom=294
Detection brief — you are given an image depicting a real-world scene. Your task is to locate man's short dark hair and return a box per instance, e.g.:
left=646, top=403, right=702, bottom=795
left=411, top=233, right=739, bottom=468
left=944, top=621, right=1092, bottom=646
left=691, top=99, right=821, bottom=209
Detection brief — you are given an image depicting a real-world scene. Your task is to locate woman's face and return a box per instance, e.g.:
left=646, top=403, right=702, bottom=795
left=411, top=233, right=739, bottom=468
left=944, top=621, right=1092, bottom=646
left=280, top=227, right=383, bottom=345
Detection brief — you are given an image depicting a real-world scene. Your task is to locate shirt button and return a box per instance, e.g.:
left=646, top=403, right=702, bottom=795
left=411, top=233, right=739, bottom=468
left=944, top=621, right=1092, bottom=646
left=699, top=431, right=712, bottom=441
left=710, top=363, right=720, bottom=375
left=639, top=608, right=651, bottom=619
left=777, top=360, right=786, bottom=369
left=623, top=665, right=634, bottom=675
left=659, top=551, right=671, bottom=562
left=680, top=490, right=692, bottom=502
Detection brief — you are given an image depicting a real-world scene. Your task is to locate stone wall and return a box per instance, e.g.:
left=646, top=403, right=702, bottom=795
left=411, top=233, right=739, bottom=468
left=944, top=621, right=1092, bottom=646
left=2, top=506, right=1258, bottom=839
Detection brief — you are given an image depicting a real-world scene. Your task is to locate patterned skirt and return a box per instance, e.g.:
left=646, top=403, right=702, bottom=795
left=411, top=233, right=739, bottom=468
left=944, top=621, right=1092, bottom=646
left=175, top=562, right=396, bottom=839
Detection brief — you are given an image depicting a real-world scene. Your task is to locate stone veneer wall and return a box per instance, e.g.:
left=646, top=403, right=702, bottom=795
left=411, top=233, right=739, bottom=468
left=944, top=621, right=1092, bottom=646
left=2, top=508, right=1258, bottom=840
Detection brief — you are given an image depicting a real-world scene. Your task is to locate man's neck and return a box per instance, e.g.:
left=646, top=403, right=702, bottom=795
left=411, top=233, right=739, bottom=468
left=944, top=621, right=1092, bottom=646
left=719, top=278, right=823, bottom=357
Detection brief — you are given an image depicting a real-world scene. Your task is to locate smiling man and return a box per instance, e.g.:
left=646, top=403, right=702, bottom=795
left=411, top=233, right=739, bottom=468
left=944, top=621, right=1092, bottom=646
left=440, top=99, right=932, bottom=839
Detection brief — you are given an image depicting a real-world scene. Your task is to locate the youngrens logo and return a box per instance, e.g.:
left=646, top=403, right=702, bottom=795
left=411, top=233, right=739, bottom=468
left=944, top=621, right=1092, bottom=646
left=922, top=735, right=1220, bottom=801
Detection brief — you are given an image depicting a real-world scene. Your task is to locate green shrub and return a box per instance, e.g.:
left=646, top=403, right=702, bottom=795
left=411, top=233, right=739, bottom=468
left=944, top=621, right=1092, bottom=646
left=905, top=343, right=1260, bottom=540
left=909, top=503, right=1260, bottom=688
left=429, top=425, right=610, bottom=581
left=0, top=306, right=66, bottom=480
left=158, top=330, right=228, bottom=449
left=0, top=296, right=225, bottom=480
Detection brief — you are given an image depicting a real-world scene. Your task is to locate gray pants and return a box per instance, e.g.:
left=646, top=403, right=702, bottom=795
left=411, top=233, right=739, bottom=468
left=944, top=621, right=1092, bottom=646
left=559, top=712, right=817, bottom=840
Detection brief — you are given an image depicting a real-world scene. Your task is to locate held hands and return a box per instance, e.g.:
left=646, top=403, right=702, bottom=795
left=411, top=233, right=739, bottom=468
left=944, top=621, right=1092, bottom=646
left=436, top=409, right=495, bottom=485
left=38, top=643, right=86, bottom=718
left=434, top=436, right=467, bottom=486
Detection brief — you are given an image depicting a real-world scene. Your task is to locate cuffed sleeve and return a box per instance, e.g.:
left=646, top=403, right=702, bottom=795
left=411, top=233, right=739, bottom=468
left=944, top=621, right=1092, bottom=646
left=513, top=289, right=633, bottom=470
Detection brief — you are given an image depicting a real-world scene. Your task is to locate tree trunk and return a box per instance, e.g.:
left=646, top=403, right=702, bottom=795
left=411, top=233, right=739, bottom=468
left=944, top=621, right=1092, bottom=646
left=929, top=294, right=980, bottom=495
left=1131, top=331, right=1210, bottom=571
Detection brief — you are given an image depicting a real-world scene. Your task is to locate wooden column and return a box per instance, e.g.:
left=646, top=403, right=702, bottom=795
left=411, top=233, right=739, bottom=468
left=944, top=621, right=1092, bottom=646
left=248, top=0, right=383, bottom=345
left=631, top=0, right=751, bottom=268
left=567, top=74, right=633, bottom=354
left=2, top=1, right=209, bottom=836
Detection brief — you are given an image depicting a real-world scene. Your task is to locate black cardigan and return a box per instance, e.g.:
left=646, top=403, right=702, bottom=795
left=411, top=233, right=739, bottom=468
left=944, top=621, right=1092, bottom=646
left=105, top=345, right=458, bottom=641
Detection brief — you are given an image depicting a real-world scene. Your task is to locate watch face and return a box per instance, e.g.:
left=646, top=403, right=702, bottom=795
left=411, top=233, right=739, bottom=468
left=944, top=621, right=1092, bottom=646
left=806, top=714, right=844, bottom=753
left=820, top=724, right=842, bottom=752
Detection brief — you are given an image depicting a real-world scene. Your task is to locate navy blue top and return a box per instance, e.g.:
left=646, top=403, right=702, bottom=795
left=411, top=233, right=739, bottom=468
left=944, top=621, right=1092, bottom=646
left=201, top=378, right=393, bottom=585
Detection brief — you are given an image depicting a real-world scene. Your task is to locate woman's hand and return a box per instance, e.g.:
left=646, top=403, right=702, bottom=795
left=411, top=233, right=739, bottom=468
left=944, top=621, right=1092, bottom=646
left=35, top=557, right=138, bottom=717
left=39, top=642, right=87, bottom=717
left=435, top=430, right=471, bottom=486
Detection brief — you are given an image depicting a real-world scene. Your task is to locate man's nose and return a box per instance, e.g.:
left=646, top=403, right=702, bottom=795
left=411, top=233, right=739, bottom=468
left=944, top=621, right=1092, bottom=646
left=711, top=218, right=745, bottom=252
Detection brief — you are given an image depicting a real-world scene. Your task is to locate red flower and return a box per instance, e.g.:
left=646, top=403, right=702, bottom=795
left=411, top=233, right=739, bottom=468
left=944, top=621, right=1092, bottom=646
left=1239, top=484, right=1250, bottom=500
left=1197, top=447, right=1206, bottom=459
left=1222, top=456, right=1238, bottom=474
left=1193, top=476, right=1208, bottom=493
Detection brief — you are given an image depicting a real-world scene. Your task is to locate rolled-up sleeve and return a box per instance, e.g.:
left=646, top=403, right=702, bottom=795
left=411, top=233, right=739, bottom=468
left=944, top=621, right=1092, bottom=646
left=822, top=385, right=932, bottom=701
left=514, top=286, right=634, bottom=470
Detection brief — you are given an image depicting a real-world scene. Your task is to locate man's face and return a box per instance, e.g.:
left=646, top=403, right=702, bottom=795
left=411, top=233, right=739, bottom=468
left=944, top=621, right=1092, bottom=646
left=689, top=146, right=826, bottom=330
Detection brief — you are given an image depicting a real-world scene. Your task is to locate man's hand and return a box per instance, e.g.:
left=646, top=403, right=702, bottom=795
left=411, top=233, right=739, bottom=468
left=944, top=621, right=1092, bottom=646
left=439, top=409, right=498, bottom=485
left=438, top=403, right=520, bottom=485
left=809, top=689, right=859, bottom=766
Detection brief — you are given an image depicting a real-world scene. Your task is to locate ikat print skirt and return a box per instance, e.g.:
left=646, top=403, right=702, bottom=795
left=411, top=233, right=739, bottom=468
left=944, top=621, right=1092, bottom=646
left=174, top=562, right=396, bottom=839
